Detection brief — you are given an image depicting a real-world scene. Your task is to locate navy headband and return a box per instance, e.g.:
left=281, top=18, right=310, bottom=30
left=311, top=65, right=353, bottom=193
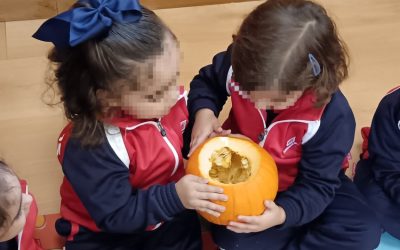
left=32, top=0, right=142, bottom=49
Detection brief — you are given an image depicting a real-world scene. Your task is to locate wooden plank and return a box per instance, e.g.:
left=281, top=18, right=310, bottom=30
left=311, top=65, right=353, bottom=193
left=141, top=0, right=254, bottom=10
left=6, top=19, right=52, bottom=59
left=0, top=57, right=61, bottom=121
left=0, top=115, right=65, bottom=214
left=0, top=22, right=6, bottom=59
left=0, top=0, right=57, bottom=22
left=56, top=0, right=75, bottom=13
left=1, top=0, right=255, bottom=20
left=0, top=56, right=66, bottom=214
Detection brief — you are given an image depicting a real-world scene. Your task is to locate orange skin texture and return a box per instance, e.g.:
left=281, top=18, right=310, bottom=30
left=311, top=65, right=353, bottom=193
left=186, top=136, right=278, bottom=225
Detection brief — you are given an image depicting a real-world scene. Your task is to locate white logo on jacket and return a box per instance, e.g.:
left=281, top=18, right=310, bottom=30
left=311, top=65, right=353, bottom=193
left=180, top=120, right=188, bottom=132
left=398, top=120, right=400, bottom=130
left=283, top=136, right=298, bottom=154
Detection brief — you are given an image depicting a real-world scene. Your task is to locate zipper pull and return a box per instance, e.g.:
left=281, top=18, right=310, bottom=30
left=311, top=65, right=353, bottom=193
left=258, top=127, right=270, bottom=143
left=258, top=132, right=265, bottom=143
left=157, top=121, right=167, bottom=136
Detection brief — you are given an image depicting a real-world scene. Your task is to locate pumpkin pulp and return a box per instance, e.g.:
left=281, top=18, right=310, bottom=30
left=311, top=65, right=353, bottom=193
left=209, top=147, right=252, bottom=184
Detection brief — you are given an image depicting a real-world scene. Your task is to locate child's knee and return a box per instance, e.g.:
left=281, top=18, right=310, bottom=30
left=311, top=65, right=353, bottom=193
left=353, top=205, right=382, bottom=249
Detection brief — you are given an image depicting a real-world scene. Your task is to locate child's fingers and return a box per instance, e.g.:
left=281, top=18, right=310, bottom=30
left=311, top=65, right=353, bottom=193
left=212, top=126, right=230, bottom=135
left=208, top=129, right=231, bottom=139
left=237, top=216, right=258, bottom=224
left=227, top=221, right=257, bottom=232
left=198, top=208, right=221, bottom=218
left=189, top=134, right=208, bottom=156
left=220, top=129, right=231, bottom=136
left=187, top=175, right=209, bottom=184
left=195, top=200, right=226, bottom=213
left=208, top=132, right=217, bottom=138
left=264, top=200, right=276, bottom=209
left=196, top=184, right=224, bottom=194
left=197, top=192, right=228, bottom=202
left=213, top=125, right=223, bottom=132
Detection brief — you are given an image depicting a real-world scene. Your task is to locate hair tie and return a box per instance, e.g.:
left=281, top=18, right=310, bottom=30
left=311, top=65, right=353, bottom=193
left=308, top=53, right=321, bottom=76
left=32, top=0, right=142, bottom=49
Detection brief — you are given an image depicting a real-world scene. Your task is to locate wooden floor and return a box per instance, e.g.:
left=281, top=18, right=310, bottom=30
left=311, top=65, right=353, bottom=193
left=0, top=0, right=399, bottom=214
left=0, top=0, right=254, bottom=22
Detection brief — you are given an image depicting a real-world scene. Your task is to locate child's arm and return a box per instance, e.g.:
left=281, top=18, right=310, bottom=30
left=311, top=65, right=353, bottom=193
left=274, top=91, right=356, bottom=228
left=187, top=46, right=233, bottom=154
left=368, top=93, right=400, bottom=204
left=188, top=46, right=232, bottom=118
left=62, top=138, right=226, bottom=234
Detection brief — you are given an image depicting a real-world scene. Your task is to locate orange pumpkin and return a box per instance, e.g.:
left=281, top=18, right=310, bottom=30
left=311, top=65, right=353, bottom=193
left=187, top=136, right=278, bottom=225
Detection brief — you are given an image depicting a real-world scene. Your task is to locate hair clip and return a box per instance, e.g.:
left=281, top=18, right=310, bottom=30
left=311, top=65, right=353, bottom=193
left=308, top=53, right=321, bottom=77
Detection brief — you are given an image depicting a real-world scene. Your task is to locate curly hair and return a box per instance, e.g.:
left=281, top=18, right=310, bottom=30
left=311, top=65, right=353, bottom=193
left=45, top=3, right=176, bottom=146
left=232, top=0, right=349, bottom=106
left=0, top=160, right=16, bottom=231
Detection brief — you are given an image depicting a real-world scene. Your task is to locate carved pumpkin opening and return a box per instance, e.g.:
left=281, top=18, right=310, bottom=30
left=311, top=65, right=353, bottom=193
left=187, top=136, right=278, bottom=225
left=209, top=147, right=252, bottom=184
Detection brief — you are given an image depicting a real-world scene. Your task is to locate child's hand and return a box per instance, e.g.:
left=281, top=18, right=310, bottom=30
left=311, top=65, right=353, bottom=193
left=176, top=175, right=227, bottom=217
left=227, top=200, right=286, bottom=233
left=189, top=109, right=231, bottom=156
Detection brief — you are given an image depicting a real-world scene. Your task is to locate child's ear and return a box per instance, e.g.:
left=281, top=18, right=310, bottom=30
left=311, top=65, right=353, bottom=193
left=96, top=89, right=120, bottom=108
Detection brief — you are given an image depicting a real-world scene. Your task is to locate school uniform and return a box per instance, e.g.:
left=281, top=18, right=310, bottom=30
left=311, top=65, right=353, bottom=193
left=187, top=46, right=381, bottom=250
left=56, top=90, right=202, bottom=250
left=354, top=86, right=400, bottom=240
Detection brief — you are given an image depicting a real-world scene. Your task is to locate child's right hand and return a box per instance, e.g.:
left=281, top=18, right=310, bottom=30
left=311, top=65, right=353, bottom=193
left=176, top=175, right=227, bottom=217
left=189, top=108, right=231, bottom=156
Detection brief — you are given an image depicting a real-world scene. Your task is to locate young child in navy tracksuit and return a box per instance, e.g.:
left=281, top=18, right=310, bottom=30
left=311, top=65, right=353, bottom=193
left=32, top=1, right=227, bottom=249
left=354, top=85, right=400, bottom=240
left=186, top=0, right=381, bottom=249
left=0, top=160, right=42, bottom=250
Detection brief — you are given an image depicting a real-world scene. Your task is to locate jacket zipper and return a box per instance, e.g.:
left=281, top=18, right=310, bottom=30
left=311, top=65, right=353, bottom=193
left=257, top=109, right=267, bottom=147
left=126, top=121, right=179, bottom=176
left=259, top=118, right=317, bottom=148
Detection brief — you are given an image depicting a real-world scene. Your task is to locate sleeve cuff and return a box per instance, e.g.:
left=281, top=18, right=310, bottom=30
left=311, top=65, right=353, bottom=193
left=189, top=98, right=220, bottom=117
left=161, top=183, right=186, bottom=216
left=275, top=196, right=300, bottom=229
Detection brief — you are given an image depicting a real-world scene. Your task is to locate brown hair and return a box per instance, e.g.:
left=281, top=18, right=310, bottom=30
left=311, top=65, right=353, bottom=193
left=0, top=160, right=16, bottom=230
left=232, top=0, right=349, bottom=105
left=45, top=3, right=176, bottom=146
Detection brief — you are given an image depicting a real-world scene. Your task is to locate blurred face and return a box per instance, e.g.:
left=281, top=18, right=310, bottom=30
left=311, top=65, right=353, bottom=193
left=121, top=33, right=181, bottom=119
left=0, top=174, right=32, bottom=242
left=248, top=89, right=303, bottom=110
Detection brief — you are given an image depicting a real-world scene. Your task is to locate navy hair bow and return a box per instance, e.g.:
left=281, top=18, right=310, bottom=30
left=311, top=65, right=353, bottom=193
left=33, top=0, right=142, bottom=48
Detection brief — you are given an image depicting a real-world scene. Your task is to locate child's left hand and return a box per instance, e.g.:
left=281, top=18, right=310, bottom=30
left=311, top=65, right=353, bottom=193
left=227, top=200, right=286, bottom=233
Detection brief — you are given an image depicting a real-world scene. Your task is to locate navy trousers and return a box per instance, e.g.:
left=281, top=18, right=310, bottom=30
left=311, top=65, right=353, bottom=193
left=59, top=210, right=202, bottom=250
left=354, top=160, right=400, bottom=240
left=0, top=240, right=17, bottom=250
left=212, top=172, right=381, bottom=250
